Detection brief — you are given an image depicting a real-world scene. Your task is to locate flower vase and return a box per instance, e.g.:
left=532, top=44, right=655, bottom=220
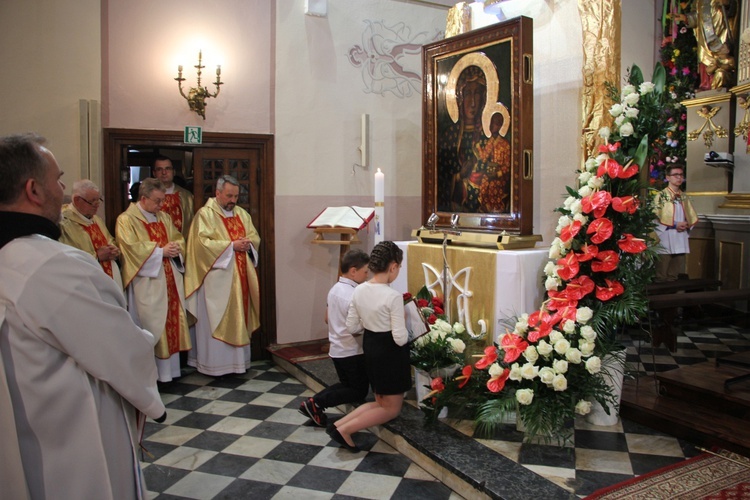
left=413, top=364, right=460, bottom=418
left=585, top=349, right=627, bottom=426
left=463, top=337, right=487, bottom=365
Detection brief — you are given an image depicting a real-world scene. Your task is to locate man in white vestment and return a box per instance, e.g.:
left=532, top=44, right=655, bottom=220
left=152, top=155, right=194, bottom=238
left=185, top=175, right=261, bottom=376
left=60, top=179, right=124, bottom=290
left=0, top=133, right=166, bottom=500
left=116, top=178, right=191, bottom=383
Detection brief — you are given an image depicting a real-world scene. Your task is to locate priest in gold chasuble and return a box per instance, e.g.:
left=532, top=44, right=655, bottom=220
left=153, top=155, right=194, bottom=238
left=116, top=178, right=191, bottom=383
left=60, top=179, right=124, bottom=291
left=185, top=175, right=261, bottom=377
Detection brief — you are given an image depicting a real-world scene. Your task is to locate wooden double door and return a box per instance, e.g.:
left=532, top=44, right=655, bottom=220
left=103, top=128, right=276, bottom=358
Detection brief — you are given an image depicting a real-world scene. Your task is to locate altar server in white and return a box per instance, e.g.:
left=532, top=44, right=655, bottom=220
left=185, top=174, right=261, bottom=376
left=0, top=133, right=166, bottom=500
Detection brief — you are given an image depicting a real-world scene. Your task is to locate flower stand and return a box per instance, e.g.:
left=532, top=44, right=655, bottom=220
left=413, top=364, right=461, bottom=418
left=585, top=349, right=627, bottom=426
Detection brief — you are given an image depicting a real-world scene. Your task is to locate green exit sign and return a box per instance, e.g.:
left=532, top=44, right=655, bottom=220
left=184, top=126, right=202, bottom=144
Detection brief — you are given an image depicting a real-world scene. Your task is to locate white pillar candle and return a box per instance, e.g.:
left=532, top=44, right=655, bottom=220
left=374, top=168, right=384, bottom=244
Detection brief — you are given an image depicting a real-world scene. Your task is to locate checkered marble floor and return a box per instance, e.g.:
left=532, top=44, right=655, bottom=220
left=142, top=315, right=750, bottom=499
left=141, top=363, right=459, bottom=500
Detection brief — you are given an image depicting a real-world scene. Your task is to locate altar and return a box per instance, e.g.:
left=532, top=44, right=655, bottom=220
left=393, top=241, right=549, bottom=343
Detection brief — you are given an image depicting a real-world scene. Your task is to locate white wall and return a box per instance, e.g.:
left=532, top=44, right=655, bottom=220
left=0, top=0, right=101, bottom=190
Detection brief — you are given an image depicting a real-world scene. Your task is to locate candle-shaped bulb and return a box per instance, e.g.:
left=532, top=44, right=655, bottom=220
left=178, top=65, right=183, bottom=73
left=216, top=65, right=221, bottom=76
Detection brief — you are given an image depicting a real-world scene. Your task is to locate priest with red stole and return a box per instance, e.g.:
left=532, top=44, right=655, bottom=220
left=60, top=179, right=124, bottom=291
left=152, top=155, right=194, bottom=238
left=116, top=178, right=191, bottom=382
left=185, top=174, right=261, bottom=376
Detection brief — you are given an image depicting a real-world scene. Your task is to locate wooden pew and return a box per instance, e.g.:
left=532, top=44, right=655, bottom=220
left=648, top=288, right=750, bottom=351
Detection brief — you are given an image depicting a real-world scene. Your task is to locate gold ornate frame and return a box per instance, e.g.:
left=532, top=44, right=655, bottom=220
left=422, top=17, right=534, bottom=234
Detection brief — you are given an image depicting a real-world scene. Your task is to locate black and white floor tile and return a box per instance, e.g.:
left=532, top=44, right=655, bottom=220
left=142, top=314, right=750, bottom=499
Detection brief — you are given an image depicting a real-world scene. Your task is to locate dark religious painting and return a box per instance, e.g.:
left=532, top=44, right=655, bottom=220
left=422, top=17, right=534, bottom=234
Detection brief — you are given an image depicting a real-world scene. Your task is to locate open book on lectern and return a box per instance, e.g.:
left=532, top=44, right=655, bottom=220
left=306, top=206, right=375, bottom=230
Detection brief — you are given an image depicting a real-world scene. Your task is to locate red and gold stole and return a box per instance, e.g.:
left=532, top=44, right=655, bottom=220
left=162, top=193, right=183, bottom=232
left=142, top=220, right=181, bottom=356
left=81, top=223, right=114, bottom=278
left=221, top=214, right=249, bottom=325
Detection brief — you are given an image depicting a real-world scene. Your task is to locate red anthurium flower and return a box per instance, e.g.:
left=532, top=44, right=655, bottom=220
left=611, top=195, right=639, bottom=214
left=556, top=252, right=580, bottom=281
left=551, top=304, right=577, bottom=326
left=427, top=314, right=437, bottom=324
left=576, top=243, right=599, bottom=262
left=587, top=218, right=614, bottom=244
left=431, top=296, right=444, bottom=308
left=595, top=279, right=625, bottom=301
left=433, top=306, right=444, bottom=315
left=559, top=220, right=581, bottom=243
left=564, top=275, right=595, bottom=299
left=475, top=346, right=498, bottom=370
left=581, top=190, right=612, bottom=216
left=618, top=160, right=639, bottom=179
left=618, top=233, right=647, bottom=253
left=527, top=318, right=553, bottom=342
left=546, top=290, right=578, bottom=311
left=403, top=292, right=413, bottom=301
left=455, top=365, right=473, bottom=389
left=416, top=299, right=429, bottom=308
left=597, top=142, right=620, bottom=153
left=422, top=377, right=446, bottom=401
left=487, top=368, right=510, bottom=393
left=591, top=250, right=620, bottom=273
left=597, top=158, right=622, bottom=178
left=501, top=333, right=529, bottom=364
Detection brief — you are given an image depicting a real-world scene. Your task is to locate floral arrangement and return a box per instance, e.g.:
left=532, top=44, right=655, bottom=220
left=649, top=0, right=699, bottom=189
left=407, top=287, right=467, bottom=373
left=421, top=65, right=664, bottom=440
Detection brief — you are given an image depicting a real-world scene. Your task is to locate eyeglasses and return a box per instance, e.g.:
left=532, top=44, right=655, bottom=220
left=153, top=167, right=174, bottom=173
left=148, top=197, right=165, bottom=205
left=79, top=196, right=104, bottom=206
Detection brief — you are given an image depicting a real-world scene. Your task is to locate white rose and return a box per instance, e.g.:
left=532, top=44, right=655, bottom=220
left=543, top=261, right=558, bottom=277
left=516, top=388, right=534, bottom=405
left=523, top=345, right=539, bottom=364
left=609, top=103, right=623, bottom=117
left=515, top=315, right=529, bottom=333
left=595, top=153, right=609, bottom=164
left=453, top=322, right=466, bottom=334
left=520, top=363, right=539, bottom=380
left=578, top=185, right=593, bottom=197
left=488, top=362, right=504, bottom=377
left=536, top=339, right=553, bottom=356
left=625, top=106, right=639, bottom=118
left=548, top=243, right=561, bottom=260
left=545, top=276, right=561, bottom=291
left=538, top=366, right=555, bottom=385
left=554, top=338, right=570, bottom=355
left=639, top=81, right=655, bottom=94
left=619, top=121, right=634, bottom=137
left=569, top=199, right=583, bottom=215
left=623, top=92, right=640, bottom=105
left=437, top=319, right=452, bottom=334
left=585, top=157, right=598, bottom=172
left=579, top=340, right=595, bottom=357
left=622, top=84, right=636, bottom=96
left=557, top=214, right=572, bottom=228
left=553, top=359, right=568, bottom=374
left=576, top=307, right=593, bottom=324
left=580, top=325, right=596, bottom=341
left=563, top=196, right=576, bottom=209
left=575, top=400, right=592, bottom=415
left=562, top=319, right=576, bottom=334
left=588, top=176, right=604, bottom=190
left=573, top=213, right=589, bottom=224
left=509, top=362, right=523, bottom=381
left=585, top=356, right=602, bottom=374
left=566, top=348, right=582, bottom=364
left=549, top=330, right=564, bottom=344
left=449, top=338, right=466, bottom=354
left=598, top=127, right=611, bottom=141
left=614, top=115, right=625, bottom=126
left=552, top=373, right=568, bottom=391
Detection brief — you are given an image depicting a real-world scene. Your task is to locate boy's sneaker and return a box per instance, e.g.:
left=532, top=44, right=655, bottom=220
left=299, top=397, right=327, bottom=427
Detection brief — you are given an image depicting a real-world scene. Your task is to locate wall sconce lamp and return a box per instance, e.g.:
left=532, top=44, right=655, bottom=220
left=175, top=50, right=223, bottom=120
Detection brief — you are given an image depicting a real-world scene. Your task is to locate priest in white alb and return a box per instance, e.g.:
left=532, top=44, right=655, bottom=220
left=185, top=174, right=261, bottom=376
left=116, top=178, right=191, bottom=382
left=60, top=179, right=124, bottom=290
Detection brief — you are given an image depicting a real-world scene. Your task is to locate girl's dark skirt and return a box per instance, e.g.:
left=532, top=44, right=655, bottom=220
left=363, top=329, right=411, bottom=395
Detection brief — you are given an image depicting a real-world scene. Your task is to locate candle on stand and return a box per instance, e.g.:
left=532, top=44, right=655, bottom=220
left=374, top=168, right=384, bottom=244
